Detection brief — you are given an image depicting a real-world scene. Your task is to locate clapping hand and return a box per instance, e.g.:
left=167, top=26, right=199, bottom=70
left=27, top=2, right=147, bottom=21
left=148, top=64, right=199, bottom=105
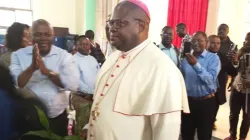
left=30, top=44, right=50, bottom=76
left=31, top=44, right=40, bottom=71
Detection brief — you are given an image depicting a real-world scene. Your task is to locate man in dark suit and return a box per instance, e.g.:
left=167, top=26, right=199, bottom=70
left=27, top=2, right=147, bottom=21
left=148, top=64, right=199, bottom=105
left=207, top=35, right=238, bottom=130
left=218, top=24, right=237, bottom=92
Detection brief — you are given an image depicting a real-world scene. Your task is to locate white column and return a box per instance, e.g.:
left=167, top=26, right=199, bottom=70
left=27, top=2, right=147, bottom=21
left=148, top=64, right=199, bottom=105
left=75, top=0, right=85, bottom=35
left=205, top=0, right=220, bottom=36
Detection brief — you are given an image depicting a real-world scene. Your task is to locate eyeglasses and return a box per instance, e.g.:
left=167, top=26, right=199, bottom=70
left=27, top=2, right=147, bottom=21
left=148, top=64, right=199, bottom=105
left=191, top=39, right=206, bottom=44
left=160, top=33, right=172, bottom=37
left=106, top=19, right=145, bottom=29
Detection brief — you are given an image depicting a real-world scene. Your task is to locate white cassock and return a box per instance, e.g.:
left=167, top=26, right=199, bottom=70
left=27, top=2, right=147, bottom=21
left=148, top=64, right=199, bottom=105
left=87, top=39, right=189, bottom=140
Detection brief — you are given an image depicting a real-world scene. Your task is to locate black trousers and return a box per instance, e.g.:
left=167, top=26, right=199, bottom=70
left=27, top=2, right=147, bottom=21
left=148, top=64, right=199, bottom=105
left=181, top=97, right=216, bottom=140
left=213, top=101, right=220, bottom=123
left=49, top=110, right=68, bottom=136
left=229, top=90, right=250, bottom=139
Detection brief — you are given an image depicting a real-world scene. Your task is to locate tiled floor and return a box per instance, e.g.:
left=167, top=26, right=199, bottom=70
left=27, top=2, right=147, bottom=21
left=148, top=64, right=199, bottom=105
left=212, top=90, right=250, bottom=140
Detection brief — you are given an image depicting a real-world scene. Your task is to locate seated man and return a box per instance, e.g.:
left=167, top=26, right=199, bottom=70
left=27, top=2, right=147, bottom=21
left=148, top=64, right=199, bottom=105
left=158, top=26, right=180, bottom=67
left=10, top=19, right=79, bottom=136
left=74, top=35, right=100, bottom=96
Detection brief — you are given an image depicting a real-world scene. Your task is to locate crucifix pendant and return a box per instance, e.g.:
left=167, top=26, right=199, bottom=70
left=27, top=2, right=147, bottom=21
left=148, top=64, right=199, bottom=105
left=92, top=106, right=100, bottom=120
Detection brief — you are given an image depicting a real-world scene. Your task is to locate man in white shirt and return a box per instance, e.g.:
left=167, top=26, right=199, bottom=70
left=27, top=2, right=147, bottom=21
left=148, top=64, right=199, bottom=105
left=74, top=35, right=100, bottom=95
left=87, top=1, right=189, bottom=140
left=10, top=19, right=79, bottom=136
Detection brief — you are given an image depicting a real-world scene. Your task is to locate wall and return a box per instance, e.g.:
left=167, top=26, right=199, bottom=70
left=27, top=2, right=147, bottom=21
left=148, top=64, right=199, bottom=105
left=75, top=0, right=85, bottom=35
left=206, top=0, right=220, bottom=36
left=85, top=0, right=96, bottom=32
left=32, top=0, right=78, bottom=34
left=143, top=0, right=169, bottom=44
left=206, top=0, right=248, bottom=47
left=218, top=0, right=247, bottom=46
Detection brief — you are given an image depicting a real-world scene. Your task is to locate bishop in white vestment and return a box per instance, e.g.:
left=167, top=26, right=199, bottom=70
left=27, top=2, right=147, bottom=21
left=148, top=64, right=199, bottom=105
left=87, top=1, right=189, bottom=140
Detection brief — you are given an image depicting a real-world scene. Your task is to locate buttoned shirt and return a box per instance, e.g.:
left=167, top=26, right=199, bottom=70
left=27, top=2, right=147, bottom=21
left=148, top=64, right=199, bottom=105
left=159, top=43, right=178, bottom=66
left=10, top=45, right=79, bottom=118
left=181, top=50, right=221, bottom=97
left=74, top=52, right=100, bottom=94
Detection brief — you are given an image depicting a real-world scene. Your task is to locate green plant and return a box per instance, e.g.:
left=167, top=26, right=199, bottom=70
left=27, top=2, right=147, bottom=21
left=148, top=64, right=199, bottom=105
left=23, top=106, right=81, bottom=140
left=75, top=104, right=92, bottom=137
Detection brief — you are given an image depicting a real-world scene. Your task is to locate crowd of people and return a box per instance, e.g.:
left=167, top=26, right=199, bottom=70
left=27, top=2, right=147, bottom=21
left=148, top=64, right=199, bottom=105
left=1, top=0, right=250, bottom=140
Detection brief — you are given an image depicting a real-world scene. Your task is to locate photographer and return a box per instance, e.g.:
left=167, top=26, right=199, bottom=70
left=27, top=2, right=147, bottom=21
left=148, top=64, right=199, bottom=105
left=225, top=32, right=250, bottom=140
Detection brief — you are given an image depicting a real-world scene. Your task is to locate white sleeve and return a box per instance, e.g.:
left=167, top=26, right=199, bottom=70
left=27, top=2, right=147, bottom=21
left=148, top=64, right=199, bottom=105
left=59, top=54, right=79, bottom=91
left=9, top=52, right=22, bottom=87
left=150, top=111, right=181, bottom=140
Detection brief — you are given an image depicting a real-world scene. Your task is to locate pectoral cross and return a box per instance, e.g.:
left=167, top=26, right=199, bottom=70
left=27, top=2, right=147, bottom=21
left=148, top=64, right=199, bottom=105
left=92, top=106, right=100, bottom=120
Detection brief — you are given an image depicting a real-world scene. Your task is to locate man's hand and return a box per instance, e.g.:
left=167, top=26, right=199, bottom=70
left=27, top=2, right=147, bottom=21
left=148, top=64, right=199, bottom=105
left=30, top=44, right=40, bottom=71
left=227, top=51, right=238, bottom=64
left=185, top=53, right=197, bottom=65
left=39, top=58, right=50, bottom=76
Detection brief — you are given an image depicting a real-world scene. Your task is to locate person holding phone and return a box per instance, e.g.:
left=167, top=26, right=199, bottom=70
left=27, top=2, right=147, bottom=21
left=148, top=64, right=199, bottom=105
left=217, top=24, right=237, bottom=92
left=224, top=32, right=250, bottom=140
left=180, top=31, right=221, bottom=140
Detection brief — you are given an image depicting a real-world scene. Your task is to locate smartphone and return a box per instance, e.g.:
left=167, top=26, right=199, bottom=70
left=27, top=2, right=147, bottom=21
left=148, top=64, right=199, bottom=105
left=183, top=42, right=192, bottom=54
left=230, top=43, right=237, bottom=51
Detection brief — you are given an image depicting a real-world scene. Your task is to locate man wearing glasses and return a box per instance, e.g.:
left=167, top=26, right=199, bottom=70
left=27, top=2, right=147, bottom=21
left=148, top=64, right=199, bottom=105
left=86, top=0, right=189, bottom=140
left=158, top=26, right=180, bottom=67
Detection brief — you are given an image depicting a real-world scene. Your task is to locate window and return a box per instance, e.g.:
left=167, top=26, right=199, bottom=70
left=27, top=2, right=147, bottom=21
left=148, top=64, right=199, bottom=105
left=0, top=0, right=32, bottom=34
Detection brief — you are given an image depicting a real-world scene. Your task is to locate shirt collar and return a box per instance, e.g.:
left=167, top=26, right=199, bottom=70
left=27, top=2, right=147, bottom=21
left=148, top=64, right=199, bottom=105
left=221, top=36, right=231, bottom=43
left=200, top=50, right=208, bottom=58
left=26, top=45, right=59, bottom=56
left=159, top=43, right=174, bottom=49
left=76, top=52, right=88, bottom=57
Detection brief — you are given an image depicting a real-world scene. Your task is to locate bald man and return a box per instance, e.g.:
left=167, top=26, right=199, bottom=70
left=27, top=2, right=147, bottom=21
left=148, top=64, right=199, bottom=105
left=87, top=1, right=189, bottom=140
left=10, top=19, right=79, bottom=136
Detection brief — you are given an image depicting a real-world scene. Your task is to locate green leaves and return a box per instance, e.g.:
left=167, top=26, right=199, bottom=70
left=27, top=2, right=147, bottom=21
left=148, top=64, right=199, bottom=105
left=23, top=130, right=53, bottom=139
left=23, top=130, right=62, bottom=140
left=63, top=136, right=81, bottom=140
left=35, top=106, right=49, bottom=130
left=23, top=105, right=83, bottom=140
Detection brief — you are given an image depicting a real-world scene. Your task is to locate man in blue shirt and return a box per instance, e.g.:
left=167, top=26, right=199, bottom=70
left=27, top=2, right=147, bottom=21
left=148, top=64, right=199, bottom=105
left=74, top=35, right=100, bottom=96
left=158, top=26, right=180, bottom=67
left=180, top=31, right=221, bottom=140
left=10, top=19, right=79, bottom=136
